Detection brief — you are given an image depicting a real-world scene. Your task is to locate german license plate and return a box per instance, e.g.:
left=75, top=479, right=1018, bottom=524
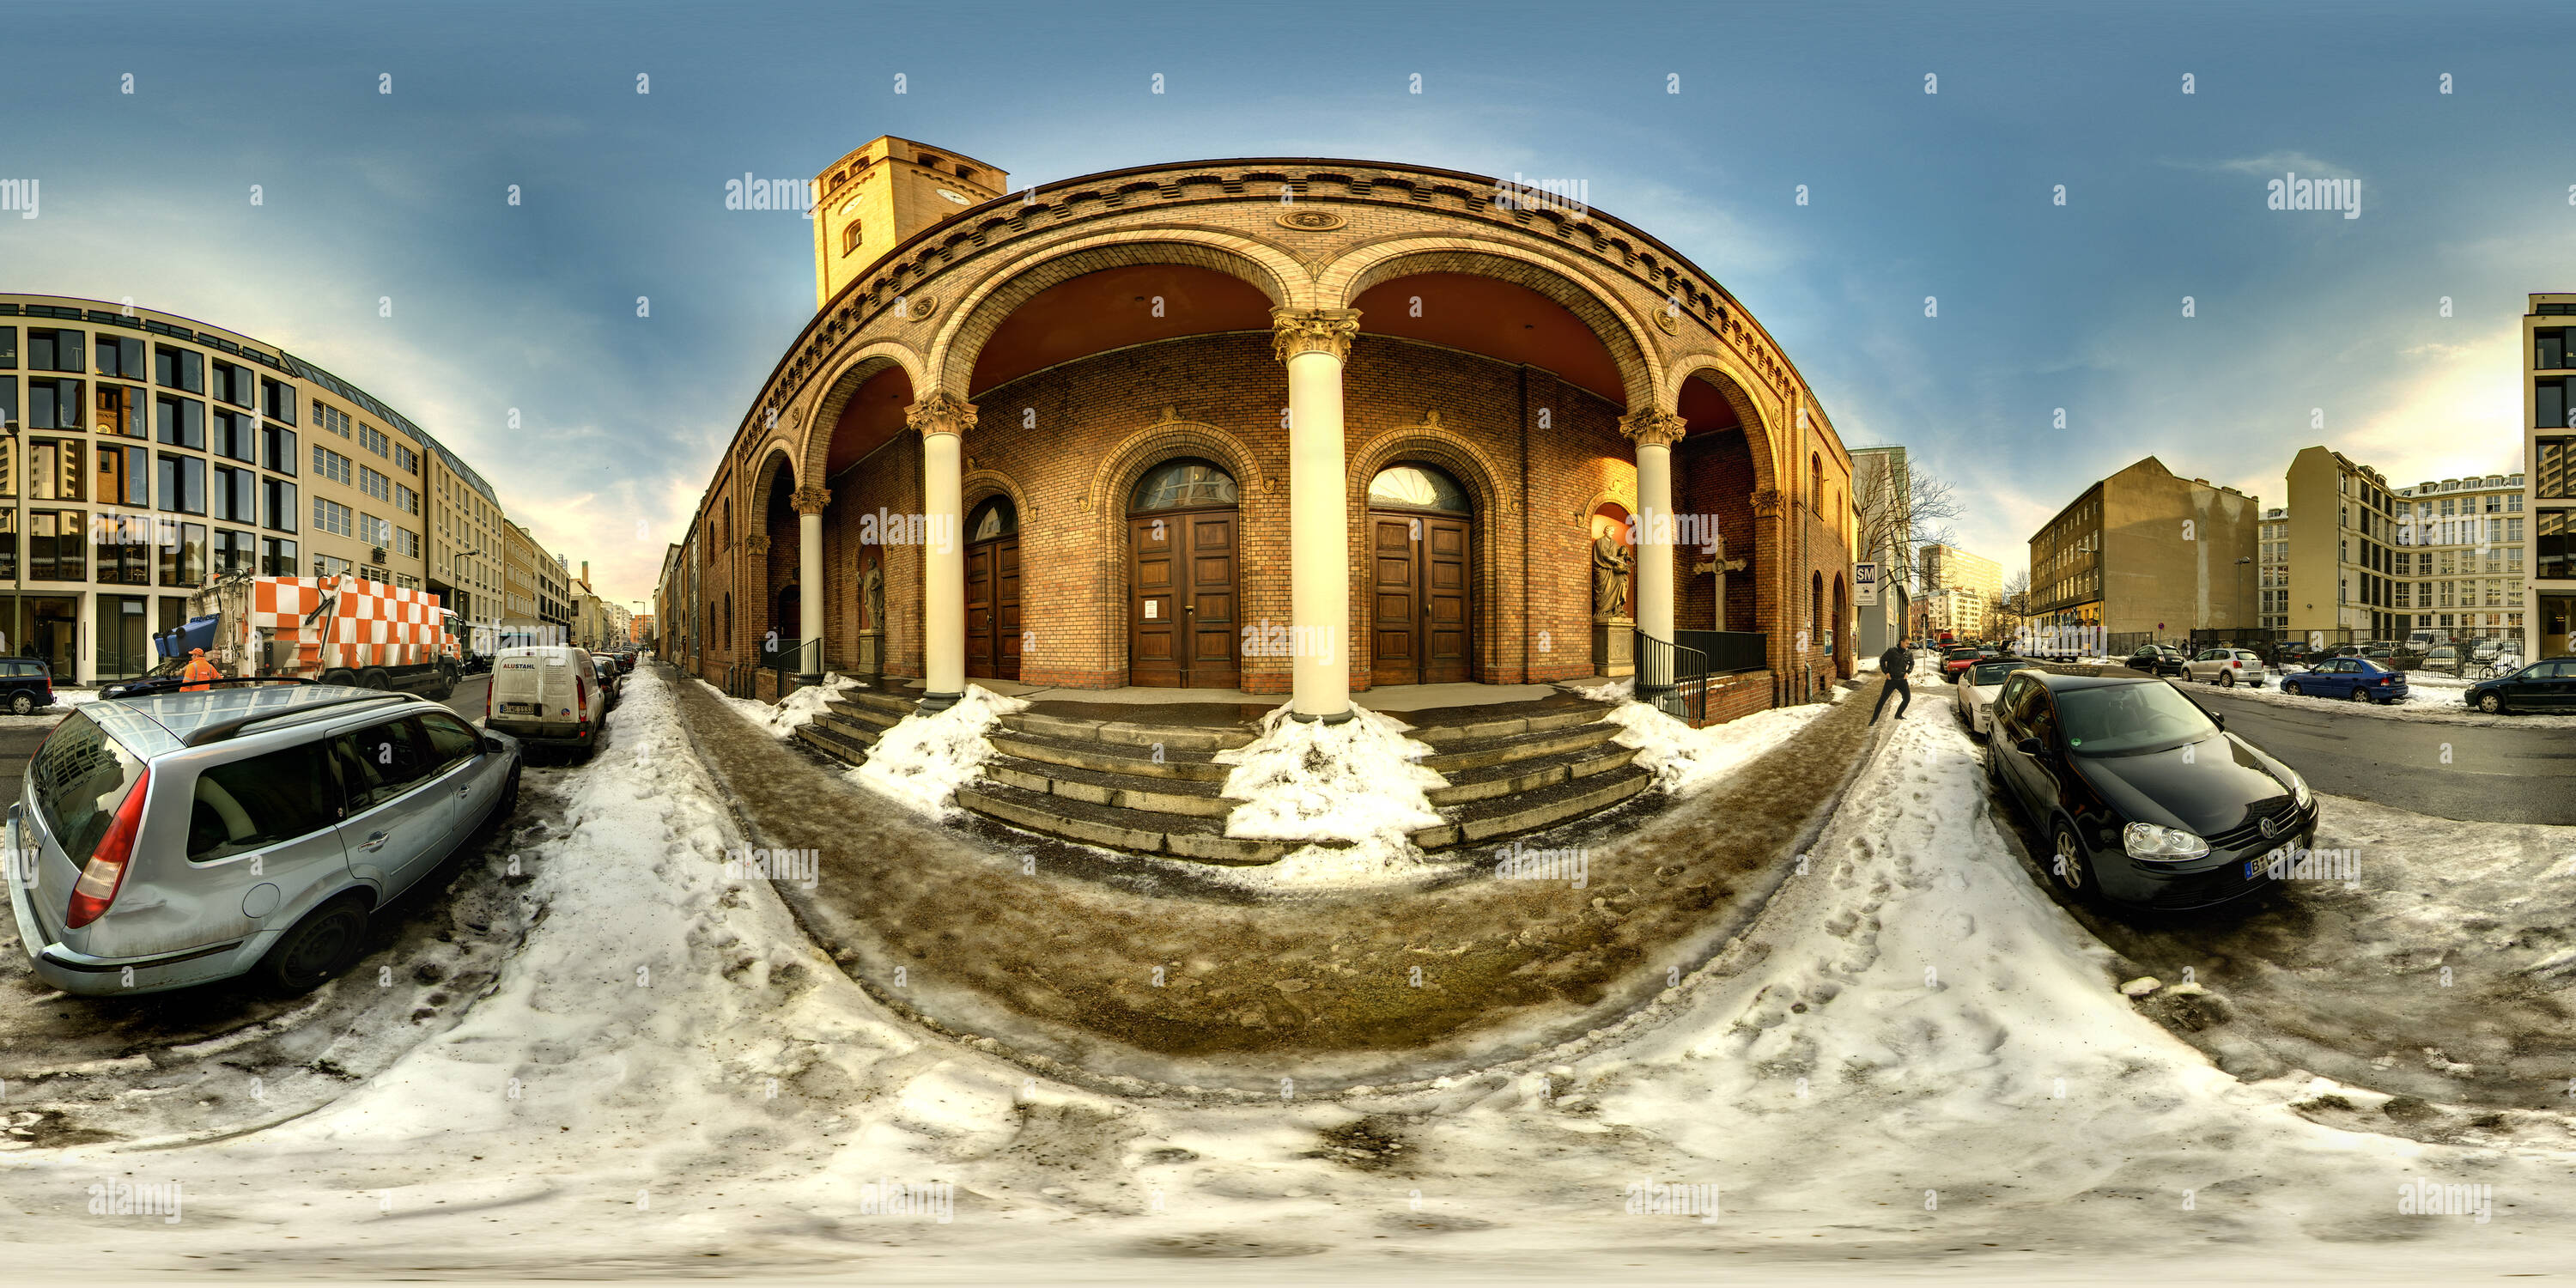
left=2247, top=843, right=2290, bottom=880
left=500, top=702, right=538, bottom=715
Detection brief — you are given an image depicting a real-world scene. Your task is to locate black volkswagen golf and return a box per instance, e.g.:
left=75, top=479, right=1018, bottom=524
left=1984, top=669, right=2317, bottom=910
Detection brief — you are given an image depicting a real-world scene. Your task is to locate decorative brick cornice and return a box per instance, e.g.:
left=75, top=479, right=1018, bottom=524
left=1272, top=307, right=1363, bottom=364
left=1618, top=408, right=1687, bottom=451
left=1752, top=486, right=1785, bottom=518
left=792, top=486, right=832, bottom=516
left=906, top=390, right=978, bottom=438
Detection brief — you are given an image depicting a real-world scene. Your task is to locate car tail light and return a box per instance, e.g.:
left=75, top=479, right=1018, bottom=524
left=66, top=767, right=151, bottom=930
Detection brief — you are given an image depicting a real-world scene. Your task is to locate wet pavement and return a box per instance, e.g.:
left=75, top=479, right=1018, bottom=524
left=2196, top=684, right=2576, bottom=824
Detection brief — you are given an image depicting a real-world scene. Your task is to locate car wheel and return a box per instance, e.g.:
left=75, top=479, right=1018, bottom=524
left=254, top=896, right=371, bottom=996
left=7, top=692, right=31, bottom=715
left=2221, top=671, right=2236, bottom=689
left=2479, top=693, right=2506, bottom=714
left=2348, top=687, right=2370, bottom=703
left=2281, top=680, right=2300, bottom=696
left=2049, top=822, right=2099, bottom=903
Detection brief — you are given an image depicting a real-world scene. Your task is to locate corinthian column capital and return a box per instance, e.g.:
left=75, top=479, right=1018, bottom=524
left=791, top=486, right=832, bottom=516
left=1271, top=307, right=1364, bottom=364
left=906, top=390, right=978, bottom=439
left=1619, top=407, right=1689, bottom=450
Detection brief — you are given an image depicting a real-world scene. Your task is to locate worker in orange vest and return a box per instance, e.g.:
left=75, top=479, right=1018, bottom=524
left=180, top=647, right=222, bottom=692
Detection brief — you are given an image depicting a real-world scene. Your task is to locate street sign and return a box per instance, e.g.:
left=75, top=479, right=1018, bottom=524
left=1856, top=562, right=1880, bottom=606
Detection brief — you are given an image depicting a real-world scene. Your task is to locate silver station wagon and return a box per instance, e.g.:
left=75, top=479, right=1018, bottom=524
left=6, top=683, right=522, bottom=996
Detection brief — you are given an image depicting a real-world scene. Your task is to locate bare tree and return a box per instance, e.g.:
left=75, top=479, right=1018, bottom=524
left=1852, top=461, right=1964, bottom=591
left=1990, top=568, right=2032, bottom=639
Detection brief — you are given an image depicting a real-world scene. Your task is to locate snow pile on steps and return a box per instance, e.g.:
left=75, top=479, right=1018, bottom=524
left=1596, top=695, right=1832, bottom=795
left=712, top=672, right=860, bottom=738
left=854, top=683, right=1030, bottom=818
left=1570, top=675, right=1634, bottom=702
left=1212, top=703, right=1448, bottom=885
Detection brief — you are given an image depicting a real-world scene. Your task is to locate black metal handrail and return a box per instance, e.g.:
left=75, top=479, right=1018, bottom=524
left=1675, top=629, right=1767, bottom=676
left=1635, top=628, right=1711, bottom=723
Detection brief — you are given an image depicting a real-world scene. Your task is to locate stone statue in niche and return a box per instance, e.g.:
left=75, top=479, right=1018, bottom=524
left=860, top=563, right=884, bottom=632
left=1591, top=522, right=1632, bottom=619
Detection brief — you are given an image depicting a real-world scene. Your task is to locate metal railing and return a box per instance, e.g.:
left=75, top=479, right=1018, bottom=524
left=1676, top=629, right=1767, bottom=677
left=1636, top=628, right=1710, bottom=723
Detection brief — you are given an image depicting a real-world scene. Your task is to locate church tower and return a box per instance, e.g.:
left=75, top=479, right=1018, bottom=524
left=811, top=137, right=1009, bottom=311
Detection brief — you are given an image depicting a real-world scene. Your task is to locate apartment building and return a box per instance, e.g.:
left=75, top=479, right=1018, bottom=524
left=0, top=294, right=500, bottom=682
left=2282, top=447, right=2409, bottom=641
left=2026, top=456, right=2259, bottom=641
left=2257, top=507, right=2290, bottom=631
left=2530, top=293, right=2576, bottom=659
left=502, top=519, right=543, bottom=631
left=1918, top=542, right=2002, bottom=639
left=2392, top=473, right=2525, bottom=643
left=1848, top=445, right=1912, bottom=653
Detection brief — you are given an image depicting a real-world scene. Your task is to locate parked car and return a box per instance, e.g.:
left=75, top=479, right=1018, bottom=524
left=2120, top=646, right=2190, bottom=678
left=485, top=646, right=606, bottom=759
left=2357, top=641, right=2397, bottom=660
left=1940, top=646, right=1988, bottom=679
left=1955, top=657, right=2041, bottom=738
left=2278, top=657, right=2409, bottom=704
left=2470, top=638, right=2506, bottom=663
left=5, top=684, right=522, bottom=997
left=2463, top=657, right=2576, bottom=714
left=2184, top=648, right=2268, bottom=688
left=2420, top=645, right=2463, bottom=673
left=590, top=654, right=623, bottom=708
left=1984, top=669, right=2313, bottom=909
left=0, top=658, right=58, bottom=715
left=2274, top=641, right=2316, bottom=668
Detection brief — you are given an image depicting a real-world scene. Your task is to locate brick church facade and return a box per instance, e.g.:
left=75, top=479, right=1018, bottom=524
left=672, top=138, right=1857, bottom=721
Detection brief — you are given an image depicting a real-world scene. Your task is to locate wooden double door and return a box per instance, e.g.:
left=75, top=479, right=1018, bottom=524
left=1370, top=511, right=1473, bottom=685
left=965, top=533, right=1021, bottom=680
left=1128, top=507, right=1239, bottom=689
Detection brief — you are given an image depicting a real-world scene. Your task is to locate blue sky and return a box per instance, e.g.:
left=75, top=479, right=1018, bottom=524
left=4, top=0, right=2570, bottom=602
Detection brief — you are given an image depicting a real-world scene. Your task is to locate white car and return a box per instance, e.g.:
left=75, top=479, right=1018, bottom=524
left=1954, top=657, right=2041, bottom=738
left=2184, top=647, right=2268, bottom=688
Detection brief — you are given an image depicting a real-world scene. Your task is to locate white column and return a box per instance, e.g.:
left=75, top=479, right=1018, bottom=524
left=1274, top=308, right=1363, bottom=721
left=794, top=488, right=829, bottom=683
left=1622, top=409, right=1688, bottom=688
left=910, top=392, right=974, bottom=710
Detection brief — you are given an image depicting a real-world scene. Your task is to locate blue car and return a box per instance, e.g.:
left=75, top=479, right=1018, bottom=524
left=2278, top=657, right=2409, bottom=704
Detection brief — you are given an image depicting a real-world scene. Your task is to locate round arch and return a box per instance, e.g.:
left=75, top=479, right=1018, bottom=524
left=1669, top=358, right=1785, bottom=491
left=744, top=447, right=800, bottom=546
left=797, top=341, right=928, bottom=487
left=927, top=229, right=1314, bottom=396
left=1319, top=238, right=1662, bottom=411
left=1348, top=428, right=1511, bottom=686
left=1079, top=417, right=1267, bottom=687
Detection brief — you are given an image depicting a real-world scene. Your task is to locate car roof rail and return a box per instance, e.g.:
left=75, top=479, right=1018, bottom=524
left=180, top=692, right=416, bottom=747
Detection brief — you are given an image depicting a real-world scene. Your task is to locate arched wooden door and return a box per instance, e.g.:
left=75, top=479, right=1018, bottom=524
left=1367, top=464, right=1474, bottom=686
left=964, top=498, right=1022, bottom=681
left=1127, top=459, right=1240, bottom=689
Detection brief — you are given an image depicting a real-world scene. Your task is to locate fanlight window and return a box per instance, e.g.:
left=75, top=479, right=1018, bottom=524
left=1130, top=459, right=1239, bottom=512
left=969, top=497, right=1018, bottom=541
left=1368, top=464, right=1471, bottom=513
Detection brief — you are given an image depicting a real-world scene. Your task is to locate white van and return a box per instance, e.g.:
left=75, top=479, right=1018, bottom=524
left=484, top=645, right=605, bottom=759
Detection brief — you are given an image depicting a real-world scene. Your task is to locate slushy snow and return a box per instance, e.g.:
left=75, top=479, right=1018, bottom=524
left=1598, top=696, right=1834, bottom=795
left=1212, top=703, right=1448, bottom=882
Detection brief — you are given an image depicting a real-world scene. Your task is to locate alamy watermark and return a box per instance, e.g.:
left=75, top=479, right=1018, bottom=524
left=1492, top=173, right=1589, bottom=216
left=88, top=1178, right=183, bottom=1224
left=856, top=509, right=957, bottom=554
left=0, top=177, right=36, bottom=219
left=725, top=173, right=818, bottom=217
left=723, top=846, right=818, bottom=890
left=1240, top=619, right=1337, bottom=664
left=2261, top=846, right=2358, bottom=883
left=2397, top=1178, right=2492, bottom=1224
left=2266, top=170, right=2360, bottom=220
left=1624, top=1180, right=1719, bottom=1223
left=1493, top=840, right=1588, bottom=890
left=858, top=1176, right=954, bottom=1224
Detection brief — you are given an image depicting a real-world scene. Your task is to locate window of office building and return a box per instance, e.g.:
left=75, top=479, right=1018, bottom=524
left=158, top=453, right=206, bottom=514
left=313, top=497, right=352, bottom=537
left=313, top=446, right=351, bottom=485
left=357, top=513, right=389, bottom=548
left=210, top=527, right=256, bottom=576
left=95, top=512, right=152, bottom=585
left=155, top=392, right=204, bottom=448
left=359, top=465, right=390, bottom=501
left=28, top=438, right=82, bottom=501
left=264, top=479, right=297, bottom=532
left=396, top=527, right=419, bottom=558
left=93, top=382, right=141, bottom=436
left=27, top=377, right=83, bottom=429
left=28, top=328, right=85, bottom=373
left=260, top=536, right=296, bottom=576
left=93, top=334, right=143, bottom=380
left=154, top=343, right=204, bottom=393
left=313, top=401, right=351, bottom=438
left=210, top=408, right=256, bottom=462
left=212, top=465, right=254, bottom=524
left=263, top=422, right=297, bottom=474
left=157, top=521, right=207, bottom=587
left=314, top=553, right=352, bottom=579
left=260, top=376, right=295, bottom=424
left=395, top=483, right=418, bottom=515
left=359, top=423, right=389, bottom=457
left=210, top=359, right=252, bottom=408
left=95, top=444, right=147, bottom=507
left=394, top=443, right=419, bottom=473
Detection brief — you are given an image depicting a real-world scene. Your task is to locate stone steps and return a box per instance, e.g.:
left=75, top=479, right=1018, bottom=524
left=787, top=688, right=916, bottom=769
left=952, top=698, right=1652, bottom=865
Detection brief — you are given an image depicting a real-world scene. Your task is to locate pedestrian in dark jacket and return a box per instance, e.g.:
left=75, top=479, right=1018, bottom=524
left=1871, top=643, right=1913, bottom=723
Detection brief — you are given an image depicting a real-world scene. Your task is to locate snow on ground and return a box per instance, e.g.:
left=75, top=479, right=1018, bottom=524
left=4, top=665, right=2571, bottom=1278
left=1569, top=675, right=1632, bottom=702
left=1212, top=704, right=1448, bottom=884
left=1600, top=696, right=1835, bottom=795
left=854, top=683, right=1030, bottom=818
